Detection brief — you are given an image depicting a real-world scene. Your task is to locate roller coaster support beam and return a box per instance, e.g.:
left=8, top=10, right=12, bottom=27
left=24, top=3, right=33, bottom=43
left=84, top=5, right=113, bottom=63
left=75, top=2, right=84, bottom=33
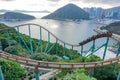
left=17, top=27, right=21, bottom=45
left=56, top=39, right=58, bottom=55
left=92, top=40, right=95, bottom=52
left=80, top=45, right=83, bottom=56
left=116, top=43, right=120, bottom=57
left=88, top=67, right=94, bottom=78
left=34, top=65, right=40, bottom=80
left=40, top=27, right=42, bottom=53
left=28, top=25, right=33, bottom=54
left=0, top=66, right=4, bottom=80
left=6, top=31, right=10, bottom=46
left=103, top=37, right=109, bottom=60
left=117, top=72, right=120, bottom=80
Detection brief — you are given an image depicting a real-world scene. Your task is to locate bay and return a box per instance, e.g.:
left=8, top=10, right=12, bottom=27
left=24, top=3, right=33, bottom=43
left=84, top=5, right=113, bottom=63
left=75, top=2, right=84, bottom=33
left=0, top=13, right=117, bottom=51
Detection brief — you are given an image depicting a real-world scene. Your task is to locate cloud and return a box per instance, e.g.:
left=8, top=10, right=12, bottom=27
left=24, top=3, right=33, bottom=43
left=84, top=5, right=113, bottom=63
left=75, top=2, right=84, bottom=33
left=0, top=0, right=14, bottom=1
left=47, top=0, right=60, bottom=2
left=81, top=0, right=120, bottom=6
left=0, top=0, right=120, bottom=11
left=47, top=0, right=120, bottom=7
left=68, top=0, right=81, bottom=1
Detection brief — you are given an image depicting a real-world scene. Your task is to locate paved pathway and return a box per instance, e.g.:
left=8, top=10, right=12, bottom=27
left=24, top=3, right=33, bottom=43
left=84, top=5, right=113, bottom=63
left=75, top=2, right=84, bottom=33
left=32, top=69, right=59, bottom=80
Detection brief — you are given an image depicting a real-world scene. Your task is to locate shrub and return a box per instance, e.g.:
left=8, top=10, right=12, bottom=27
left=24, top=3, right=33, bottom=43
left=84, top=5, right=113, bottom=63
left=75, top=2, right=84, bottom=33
left=94, top=64, right=120, bottom=80
left=0, top=59, right=25, bottom=80
left=0, top=38, right=8, bottom=50
left=57, top=69, right=96, bottom=80
left=86, top=55, right=102, bottom=62
left=4, top=46, right=18, bottom=55
left=30, top=53, right=61, bottom=62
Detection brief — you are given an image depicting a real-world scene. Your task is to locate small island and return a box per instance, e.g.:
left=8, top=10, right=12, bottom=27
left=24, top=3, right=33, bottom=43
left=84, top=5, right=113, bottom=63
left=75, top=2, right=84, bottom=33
left=42, top=4, right=89, bottom=20
left=0, top=12, right=35, bottom=21
left=94, top=21, right=120, bottom=42
left=101, top=21, right=120, bottom=35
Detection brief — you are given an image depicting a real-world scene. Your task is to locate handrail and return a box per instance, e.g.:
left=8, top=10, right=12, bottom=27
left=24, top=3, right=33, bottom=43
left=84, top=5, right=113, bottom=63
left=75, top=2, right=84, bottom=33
left=0, top=53, right=119, bottom=69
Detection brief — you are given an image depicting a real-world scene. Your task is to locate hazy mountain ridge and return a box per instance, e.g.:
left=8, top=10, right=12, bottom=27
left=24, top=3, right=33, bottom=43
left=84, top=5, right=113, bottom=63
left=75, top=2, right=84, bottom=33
left=42, top=4, right=89, bottom=20
left=0, top=9, right=50, bottom=13
left=0, top=12, right=35, bottom=21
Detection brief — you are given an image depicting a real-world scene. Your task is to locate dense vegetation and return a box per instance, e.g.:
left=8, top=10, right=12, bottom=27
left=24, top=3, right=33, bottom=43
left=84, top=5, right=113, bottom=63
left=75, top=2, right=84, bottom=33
left=57, top=63, right=120, bottom=80
left=0, top=12, right=35, bottom=21
left=100, top=21, right=120, bottom=35
left=30, top=53, right=62, bottom=62
left=94, top=64, right=120, bottom=80
left=0, top=59, right=25, bottom=80
left=57, top=69, right=96, bottom=80
left=42, top=4, right=89, bottom=20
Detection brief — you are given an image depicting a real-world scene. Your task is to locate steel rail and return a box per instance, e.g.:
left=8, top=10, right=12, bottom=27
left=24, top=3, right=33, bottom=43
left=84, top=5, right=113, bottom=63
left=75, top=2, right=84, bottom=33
left=0, top=52, right=119, bottom=69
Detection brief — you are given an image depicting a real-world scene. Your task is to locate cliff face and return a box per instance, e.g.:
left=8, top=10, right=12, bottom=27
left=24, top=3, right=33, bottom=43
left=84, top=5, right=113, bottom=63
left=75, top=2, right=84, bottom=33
left=42, top=4, right=89, bottom=20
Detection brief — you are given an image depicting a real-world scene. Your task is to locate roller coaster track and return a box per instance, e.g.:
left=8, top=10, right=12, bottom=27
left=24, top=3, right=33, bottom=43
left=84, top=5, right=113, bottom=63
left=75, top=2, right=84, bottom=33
left=0, top=23, right=120, bottom=69
left=0, top=23, right=112, bottom=46
left=0, top=52, right=120, bottom=69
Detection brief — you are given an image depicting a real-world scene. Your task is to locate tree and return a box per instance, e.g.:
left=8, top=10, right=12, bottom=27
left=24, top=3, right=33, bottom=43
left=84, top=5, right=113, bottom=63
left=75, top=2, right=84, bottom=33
left=94, top=64, right=120, bottom=80
left=0, top=59, right=25, bottom=80
left=30, top=53, right=61, bottom=62
left=0, top=38, right=8, bottom=50
left=4, top=46, right=18, bottom=55
left=58, top=69, right=96, bottom=80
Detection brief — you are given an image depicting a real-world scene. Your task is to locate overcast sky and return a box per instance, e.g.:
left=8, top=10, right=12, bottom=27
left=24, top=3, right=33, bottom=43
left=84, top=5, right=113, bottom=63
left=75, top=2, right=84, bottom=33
left=0, top=0, right=120, bottom=12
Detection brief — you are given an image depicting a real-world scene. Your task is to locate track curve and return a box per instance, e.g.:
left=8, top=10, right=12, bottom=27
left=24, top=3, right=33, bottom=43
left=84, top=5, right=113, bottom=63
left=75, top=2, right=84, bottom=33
left=0, top=23, right=113, bottom=47
left=0, top=23, right=79, bottom=46
left=0, top=52, right=120, bottom=69
left=0, top=23, right=119, bottom=69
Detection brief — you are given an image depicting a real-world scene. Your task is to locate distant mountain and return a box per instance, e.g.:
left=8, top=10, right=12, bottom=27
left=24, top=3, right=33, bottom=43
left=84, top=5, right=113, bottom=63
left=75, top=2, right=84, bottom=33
left=0, top=12, right=35, bottom=21
left=42, top=4, right=89, bottom=20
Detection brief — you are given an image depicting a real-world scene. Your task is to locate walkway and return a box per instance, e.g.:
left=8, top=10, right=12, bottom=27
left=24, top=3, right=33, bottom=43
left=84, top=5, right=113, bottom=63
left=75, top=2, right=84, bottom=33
left=32, top=69, right=59, bottom=80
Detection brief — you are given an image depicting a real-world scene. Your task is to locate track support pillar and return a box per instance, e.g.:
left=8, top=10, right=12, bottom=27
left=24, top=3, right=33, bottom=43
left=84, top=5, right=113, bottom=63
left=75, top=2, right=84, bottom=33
left=34, top=65, right=40, bottom=80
